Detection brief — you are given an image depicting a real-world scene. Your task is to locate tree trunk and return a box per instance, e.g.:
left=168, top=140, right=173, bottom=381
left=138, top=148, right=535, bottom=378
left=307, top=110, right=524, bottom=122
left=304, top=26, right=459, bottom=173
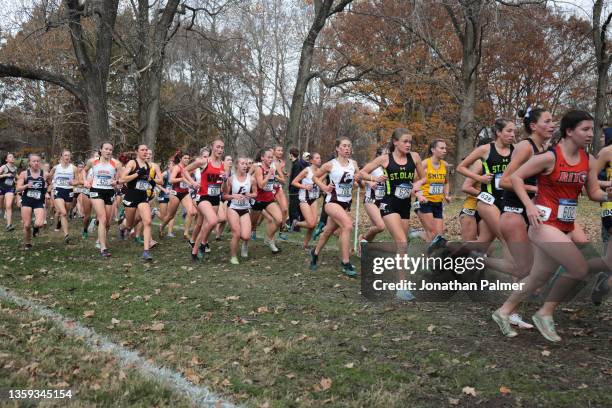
left=85, top=83, right=111, bottom=149
left=594, top=62, right=609, bottom=150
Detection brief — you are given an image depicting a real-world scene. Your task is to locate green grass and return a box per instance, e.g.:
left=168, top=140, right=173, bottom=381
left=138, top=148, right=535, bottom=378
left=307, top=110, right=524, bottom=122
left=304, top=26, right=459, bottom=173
left=0, top=197, right=610, bottom=407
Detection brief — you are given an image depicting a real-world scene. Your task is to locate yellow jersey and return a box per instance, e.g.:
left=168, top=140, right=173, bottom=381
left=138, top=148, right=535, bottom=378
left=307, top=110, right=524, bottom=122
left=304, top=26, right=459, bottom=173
left=421, top=158, right=447, bottom=203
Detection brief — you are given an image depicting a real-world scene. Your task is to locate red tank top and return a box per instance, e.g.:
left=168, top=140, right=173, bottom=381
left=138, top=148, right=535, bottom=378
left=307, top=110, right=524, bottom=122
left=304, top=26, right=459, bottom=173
left=172, top=165, right=189, bottom=193
left=198, top=161, right=225, bottom=197
left=255, top=164, right=277, bottom=203
left=534, top=144, right=588, bottom=232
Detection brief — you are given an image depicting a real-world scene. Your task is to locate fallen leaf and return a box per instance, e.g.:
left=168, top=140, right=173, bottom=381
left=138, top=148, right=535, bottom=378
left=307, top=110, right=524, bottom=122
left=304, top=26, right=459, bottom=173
left=150, top=323, right=165, bottom=331
left=541, top=350, right=551, bottom=357
left=184, top=368, right=201, bottom=384
left=314, top=377, right=332, bottom=392
left=111, top=318, right=120, bottom=325
left=118, top=371, right=127, bottom=380
left=578, top=383, right=588, bottom=389
left=110, top=292, right=121, bottom=300
left=344, top=362, right=354, bottom=369
left=226, top=295, right=240, bottom=301
left=462, top=386, right=477, bottom=396
left=427, top=324, right=435, bottom=333
left=220, top=378, right=231, bottom=387
left=499, top=386, right=511, bottom=394
left=83, top=310, right=95, bottom=318
left=291, top=320, right=299, bottom=325
left=190, top=356, right=201, bottom=366
left=285, top=373, right=296, bottom=379
left=257, top=306, right=269, bottom=313
left=448, top=398, right=460, bottom=406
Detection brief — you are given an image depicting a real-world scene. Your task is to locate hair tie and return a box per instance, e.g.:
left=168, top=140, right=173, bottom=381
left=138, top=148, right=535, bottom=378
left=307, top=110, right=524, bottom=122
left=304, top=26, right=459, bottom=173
left=524, top=107, right=532, bottom=119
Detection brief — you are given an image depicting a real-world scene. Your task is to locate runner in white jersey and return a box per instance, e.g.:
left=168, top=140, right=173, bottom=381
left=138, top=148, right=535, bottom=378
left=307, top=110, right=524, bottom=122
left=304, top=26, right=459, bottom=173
left=225, top=157, right=257, bottom=264
left=291, top=152, right=322, bottom=250
left=84, top=142, right=122, bottom=257
left=49, top=150, right=79, bottom=243
left=310, top=138, right=361, bottom=277
left=359, top=147, right=387, bottom=250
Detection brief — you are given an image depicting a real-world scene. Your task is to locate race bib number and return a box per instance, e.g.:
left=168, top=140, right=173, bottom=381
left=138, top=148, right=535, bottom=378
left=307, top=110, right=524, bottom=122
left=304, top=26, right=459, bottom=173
left=535, top=205, right=552, bottom=222
left=428, top=183, right=444, bottom=196
left=208, top=184, right=221, bottom=196
left=179, top=181, right=189, bottom=189
left=135, top=180, right=150, bottom=191
left=461, top=208, right=476, bottom=216
left=263, top=180, right=275, bottom=192
left=477, top=192, right=495, bottom=205
left=89, top=191, right=99, bottom=198
left=602, top=208, right=612, bottom=218
left=494, top=174, right=502, bottom=190
left=26, top=190, right=41, bottom=200
left=503, top=206, right=524, bottom=214
left=374, top=184, right=386, bottom=200
left=98, top=176, right=112, bottom=187
left=55, top=177, right=70, bottom=187
left=557, top=199, right=577, bottom=222
left=4, top=178, right=13, bottom=186
left=234, top=198, right=249, bottom=207
left=394, top=183, right=412, bottom=200
left=338, top=183, right=352, bottom=199
left=310, top=185, right=320, bottom=199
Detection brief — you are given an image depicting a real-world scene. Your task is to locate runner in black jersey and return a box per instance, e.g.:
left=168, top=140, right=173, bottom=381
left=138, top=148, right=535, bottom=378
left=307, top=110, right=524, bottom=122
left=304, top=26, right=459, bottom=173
left=119, top=144, right=162, bottom=261
left=0, top=152, right=17, bottom=231
left=16, top=153, right=49, bottom=249
left=360, top=128, right=426, bottom=300
left=457, top=119, right=515, bottom=244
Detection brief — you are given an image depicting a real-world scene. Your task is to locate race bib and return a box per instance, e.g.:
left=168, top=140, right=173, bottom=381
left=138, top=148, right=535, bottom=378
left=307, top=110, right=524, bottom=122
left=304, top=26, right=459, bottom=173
left=96, top=176, right=112, bottom=187
left=394, top=183, right=412, bottom=199
left=135, top=180, right=150, bottom=191
left=338, top=183, right=352, bottom=199
left=263, top=180, right=275, bottom=192
left=374, top=184, right=386, bottom=200
left=412, top=201, right=420, bottom=211
left=55, top=177, right=70, bottom=187
left=208, top=184, right=221, bottom=196
left=477, top=192, right=495, bottom=205
left=89, top=191, right=99, bottom=198
left=233, top=198, right=249, bottom=207
left=310, top=185, right=320, bottom=199
left=557, top=199, right=577, bottom=222
left=503, top=206, right=524, bottom=214
left=179, top=181, right=189, bottom=189
left=602, top=208, right=612, bottom=218
left=4, top=178, right=13, bottom=186
left=535, top=205, right=552, bottom=222
left=461, top=208, right=476, bottom=216
left=428, top=183, right=444, bottom=196
left=26, top=190, right=41, bottom=200
left=494, top=174, right=502, bottom=190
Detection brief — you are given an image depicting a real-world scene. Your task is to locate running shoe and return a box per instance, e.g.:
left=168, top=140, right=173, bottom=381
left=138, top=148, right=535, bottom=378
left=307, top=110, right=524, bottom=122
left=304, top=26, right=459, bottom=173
left=532, top=313, right=561, bottom=342
left=240, top=241, right=248, bottom=258
left=32, top=227, right=40, bottom=237
left=142, top=250, right=153, bottom=261
left=81, top=231, right=88, bottom=240
left=290, top=219, right=299, bottom=232
left=134, top=236, right=145, bottom=245
left=64, top=234, right=71, bottom=244
left=509, top=313, right=534, bottom=329
left=6, top=224, right=14, bottom=232
left=310, top=248, right=318, bottom=271
left=167, top=232, right=176, bottom=238
left=204, top=243, right=211, bottom=253
left=264, top=238, right=280, bottom=254
left=426, top=234, right=447, bottom=255
left=491, top=310, right=518, bottom=338
left=191, top=253, right=199, bottom=262
left=278, top=232, right=289, bottom=241
left=251, top=231, right=257, bottom=240
left=118, top=227, right=126, bottom=240
left=591, top=271, right=611, bottom=306
left=100, top=248, right=111, bottom=258
left=95, top=240, right=101, bottom=249
left=24, top=243, right=32, bottom=251
left=230, top=256, right=240, bottom=265
left=118, top=207, right=125, bottom=221
left=408, top=228, right=424, bottom=241
left=396, top=289, right=415, bottom=302
left=55, top=219, right=61, bottom=231
left=312, top=222, right=324, bottom=241
left=342, top=262, right=358, bottom=278
left=189, top=240, right=195, bottom=249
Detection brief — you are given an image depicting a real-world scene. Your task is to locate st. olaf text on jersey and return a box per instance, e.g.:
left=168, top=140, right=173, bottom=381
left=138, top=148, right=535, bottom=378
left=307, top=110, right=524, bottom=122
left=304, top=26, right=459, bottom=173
left=387, top=169, right=414, bottom=181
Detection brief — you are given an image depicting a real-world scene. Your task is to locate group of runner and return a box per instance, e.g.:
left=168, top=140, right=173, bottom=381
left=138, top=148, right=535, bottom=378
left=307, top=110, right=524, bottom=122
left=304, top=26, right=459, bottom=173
left=0, top=108, right=610, bottom=343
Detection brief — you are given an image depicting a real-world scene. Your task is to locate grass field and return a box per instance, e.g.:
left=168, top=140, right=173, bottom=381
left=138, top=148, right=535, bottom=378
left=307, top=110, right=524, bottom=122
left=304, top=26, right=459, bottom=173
left=0, top=197, right=610, bottom=407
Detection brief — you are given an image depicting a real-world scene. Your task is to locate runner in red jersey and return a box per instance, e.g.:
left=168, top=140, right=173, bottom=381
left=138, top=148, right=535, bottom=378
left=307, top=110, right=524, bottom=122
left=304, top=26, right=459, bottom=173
left=492, top=110, right=611, bottom=342
left=183, top=139, right=227, bottom=261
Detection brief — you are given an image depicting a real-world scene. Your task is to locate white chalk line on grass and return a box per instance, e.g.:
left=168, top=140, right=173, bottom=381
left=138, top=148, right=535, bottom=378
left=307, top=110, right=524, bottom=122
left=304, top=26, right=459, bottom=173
left=0, top=286, right=238, bottom=408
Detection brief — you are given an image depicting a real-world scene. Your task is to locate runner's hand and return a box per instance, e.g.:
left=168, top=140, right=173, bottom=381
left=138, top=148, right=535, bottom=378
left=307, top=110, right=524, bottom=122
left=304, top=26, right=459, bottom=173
left=526, top=204, right=542, bottom=226
left=479, top=174, right=493, bottom=184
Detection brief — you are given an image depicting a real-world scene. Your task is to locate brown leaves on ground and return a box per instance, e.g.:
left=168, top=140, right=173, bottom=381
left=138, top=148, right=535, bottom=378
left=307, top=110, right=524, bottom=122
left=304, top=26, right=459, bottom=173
left=313, top=377, right=332, bottom=392
left=150, top=322, right=165, bottom=331
left=462, top=386, right=477, bottom=396
left=82, top=310, right=95, bottom=318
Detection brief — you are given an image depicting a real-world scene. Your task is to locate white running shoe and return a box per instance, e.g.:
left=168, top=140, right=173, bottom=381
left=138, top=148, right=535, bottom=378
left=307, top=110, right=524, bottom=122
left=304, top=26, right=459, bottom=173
left=509, top=313, right=534, bottom=329
left=241, top=241, right=248, bottom=258
left=264, top=238, right=280, bottom=254
left=95, top=240, right=101, bottom=249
